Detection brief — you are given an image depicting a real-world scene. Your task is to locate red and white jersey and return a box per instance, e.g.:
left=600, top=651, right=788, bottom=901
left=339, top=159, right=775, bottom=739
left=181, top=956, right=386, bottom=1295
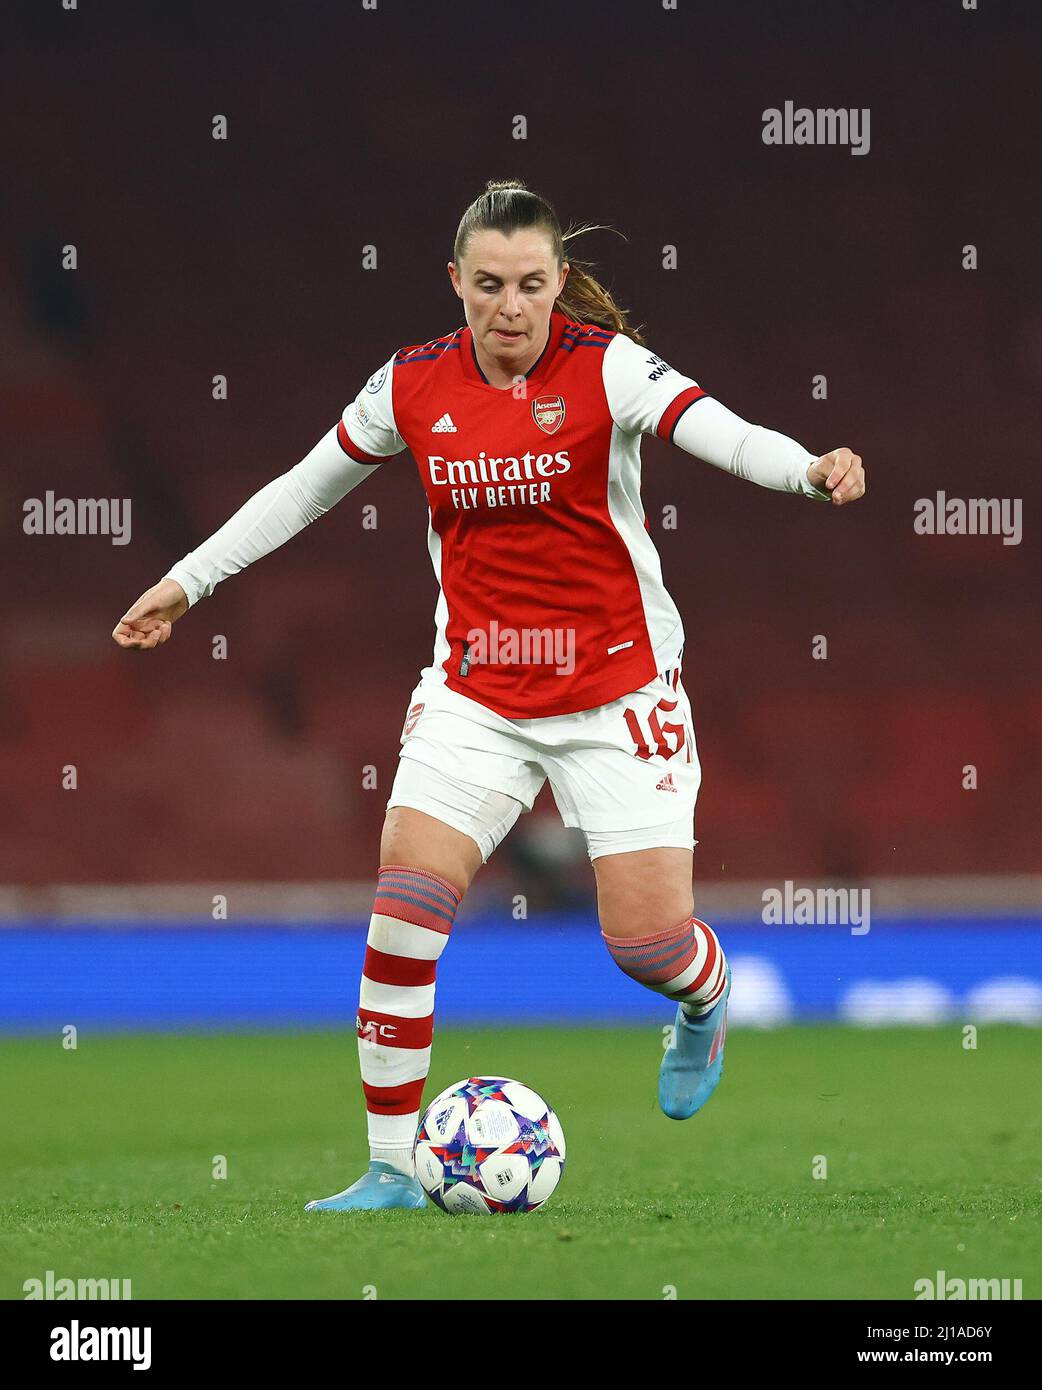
left=337, top=310, right=706, bottom=718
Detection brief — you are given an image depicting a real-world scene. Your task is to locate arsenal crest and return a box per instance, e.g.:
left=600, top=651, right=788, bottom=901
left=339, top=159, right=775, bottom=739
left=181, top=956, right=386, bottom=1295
left=532, top=394, right=565, bottom=436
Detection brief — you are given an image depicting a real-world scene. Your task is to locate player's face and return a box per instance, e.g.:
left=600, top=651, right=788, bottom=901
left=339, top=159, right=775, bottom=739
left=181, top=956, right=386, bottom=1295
left=449, top=228, right=568, bottom=377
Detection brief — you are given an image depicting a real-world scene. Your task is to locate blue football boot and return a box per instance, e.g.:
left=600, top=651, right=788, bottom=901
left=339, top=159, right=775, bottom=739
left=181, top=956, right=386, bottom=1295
left=658, top=963, right=731, bottom=1120
left=305, top=1160, right=427, bottom=1211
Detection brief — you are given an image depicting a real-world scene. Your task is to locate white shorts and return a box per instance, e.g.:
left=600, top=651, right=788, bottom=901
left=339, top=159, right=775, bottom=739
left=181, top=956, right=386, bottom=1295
left=386, top=664, right=702, bottom=862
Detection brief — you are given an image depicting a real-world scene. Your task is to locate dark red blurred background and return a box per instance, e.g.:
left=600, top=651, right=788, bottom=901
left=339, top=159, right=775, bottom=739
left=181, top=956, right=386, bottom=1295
left=2, top=0, right=1039, bottom=896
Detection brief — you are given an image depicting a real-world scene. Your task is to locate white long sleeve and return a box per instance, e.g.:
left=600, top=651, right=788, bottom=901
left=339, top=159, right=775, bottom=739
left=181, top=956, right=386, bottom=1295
left=671, top=396, right=831, bottom=501
left=164, top=425, right=385, bottom=606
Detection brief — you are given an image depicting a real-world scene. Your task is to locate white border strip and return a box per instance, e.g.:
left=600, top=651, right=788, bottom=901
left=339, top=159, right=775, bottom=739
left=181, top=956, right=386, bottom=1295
left=0, top=876, right=1039, bottom=924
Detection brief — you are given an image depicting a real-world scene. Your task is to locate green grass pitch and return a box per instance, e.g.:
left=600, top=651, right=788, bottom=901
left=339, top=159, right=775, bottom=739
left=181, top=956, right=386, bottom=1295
left=1, top=1025, right=1038, bottom=1300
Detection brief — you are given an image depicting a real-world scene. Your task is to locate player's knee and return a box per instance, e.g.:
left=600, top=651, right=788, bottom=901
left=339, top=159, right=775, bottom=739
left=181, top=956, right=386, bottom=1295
left=379, top=806, right=481, bottom=899
left=592, top=846, right=693, bottom=940
left=595, top=884, right=695, bottom=942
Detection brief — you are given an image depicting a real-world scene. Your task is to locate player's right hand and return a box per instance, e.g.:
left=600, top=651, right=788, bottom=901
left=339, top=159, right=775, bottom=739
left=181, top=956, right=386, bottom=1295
left=111, top=578, right=189, bottom=650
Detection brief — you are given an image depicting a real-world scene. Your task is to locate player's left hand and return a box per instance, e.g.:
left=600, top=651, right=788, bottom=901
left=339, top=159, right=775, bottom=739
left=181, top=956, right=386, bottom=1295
left=806, top=447, right=865, bottom=505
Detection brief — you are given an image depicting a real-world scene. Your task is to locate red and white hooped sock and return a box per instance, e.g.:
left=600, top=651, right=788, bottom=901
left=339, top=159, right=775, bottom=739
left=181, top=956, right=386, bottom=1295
left=357, top=864, right=462, bottom=1176
left=602, top=915, right=728, bottom=1017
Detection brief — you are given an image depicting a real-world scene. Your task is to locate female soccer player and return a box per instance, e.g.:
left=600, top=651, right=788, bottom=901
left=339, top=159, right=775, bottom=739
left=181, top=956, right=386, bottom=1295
left=113, top=179, right=865, bottom=1211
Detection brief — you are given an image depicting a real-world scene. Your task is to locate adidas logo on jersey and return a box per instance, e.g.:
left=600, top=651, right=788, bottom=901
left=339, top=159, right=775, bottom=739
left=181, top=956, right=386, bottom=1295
left=656, top=772, right=678, bottom=793
left=431, top=413, right=458, bottom=432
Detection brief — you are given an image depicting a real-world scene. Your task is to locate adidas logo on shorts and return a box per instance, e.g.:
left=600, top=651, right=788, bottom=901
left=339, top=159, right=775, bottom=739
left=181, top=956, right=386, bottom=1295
left=656, top=772, right=678, bottom=793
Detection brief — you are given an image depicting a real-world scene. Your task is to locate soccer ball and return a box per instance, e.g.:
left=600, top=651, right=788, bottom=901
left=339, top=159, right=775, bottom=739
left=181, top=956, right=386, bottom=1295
left=414, top=1076, right=566, bottom=1214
